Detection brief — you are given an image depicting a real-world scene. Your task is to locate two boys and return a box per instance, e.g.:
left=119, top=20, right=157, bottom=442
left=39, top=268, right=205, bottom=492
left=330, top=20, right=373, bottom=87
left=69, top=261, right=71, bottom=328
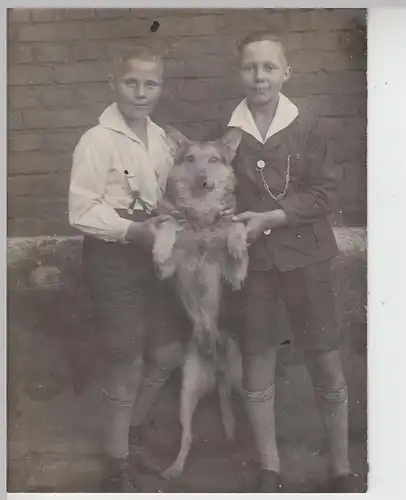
left=69, top=33, right=355, bottom=493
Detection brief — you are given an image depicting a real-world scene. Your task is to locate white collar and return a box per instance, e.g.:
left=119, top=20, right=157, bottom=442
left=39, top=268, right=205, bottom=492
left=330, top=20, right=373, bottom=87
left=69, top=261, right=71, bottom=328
left=99, top=103, right=165, bottom=148
left=227, top=93, right=298, bottom=144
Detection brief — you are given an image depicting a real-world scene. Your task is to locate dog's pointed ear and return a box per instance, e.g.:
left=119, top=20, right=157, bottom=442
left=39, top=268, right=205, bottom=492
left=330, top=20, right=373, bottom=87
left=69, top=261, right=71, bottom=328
left=218, top=127, right=242, bottom=164
left=163, top=125, right=191, bottom=161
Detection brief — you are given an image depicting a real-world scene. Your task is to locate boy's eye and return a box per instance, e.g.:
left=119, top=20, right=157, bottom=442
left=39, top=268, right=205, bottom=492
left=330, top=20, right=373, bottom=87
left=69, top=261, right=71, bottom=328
left=264, top=64, right=275, bottom=72
left=209, top=157, right=220, bottom=164
left=146, top=81, right=159, bottom=88
left=185, top=154, right=195, bottom=163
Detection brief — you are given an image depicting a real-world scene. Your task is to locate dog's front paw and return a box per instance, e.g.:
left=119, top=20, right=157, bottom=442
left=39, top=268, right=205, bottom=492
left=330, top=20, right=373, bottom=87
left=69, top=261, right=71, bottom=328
left=161, top=462, right=184, bottom=480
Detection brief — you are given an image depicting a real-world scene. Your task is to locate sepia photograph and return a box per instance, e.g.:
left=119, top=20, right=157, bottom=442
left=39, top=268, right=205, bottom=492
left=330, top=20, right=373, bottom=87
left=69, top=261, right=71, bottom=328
left=7, top=7, right=367, bottom=493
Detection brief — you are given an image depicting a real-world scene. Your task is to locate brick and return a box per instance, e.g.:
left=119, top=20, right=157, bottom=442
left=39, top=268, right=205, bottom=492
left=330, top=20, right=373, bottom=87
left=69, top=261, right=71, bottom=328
left=18, top=23, right=82, bottom=42
left=321, top=51, right=365, bottom=72
left=329, top=140, right=366, bottom=165
left=312, top=9, right=364, bottom=32
left=42, top=131, right=84, bottom=153
left=168, top=35, right=239, bottom=59
left=8, top=151, right=71, bottom=175
left=22, top=107, right=98, bottom=130
left=8, top=173, right=69, bottom=198
left=96, top=9, right=130, bottom=19
left=319, top=117, right=366, bottom=141
left=65, top=9, right=95, bottom=20
left=8, top=44, right=34, bottom=63
left=287, top=9, right=315, bottom=32
left=40, top=87, right=75, bottom=108
left=8, top=65, right=52, bottom=85
left=8, top=197, right=70, bottom=221
left=30, top=9, right=65, bottom=22
left=312, top=95, right=366, bottom=118
left=84, top=19, right=150, bottom=39
left=7, top=24, right=18, bottom=41
left=8, top=133, right=42, bottom=152
left=176, top=78, right=214, bottom=101
left=8, top=198, right=69, bottom=220
left=8, top=217, right=75, bottom=237
left=159, top=15, right=220, bottom=37
left=155, top=99, right=219, bottom=125
left=8, top=87, right=41, bottom=109
left=51, top=62, right=109, bottom=84
left=218, top=11, right=288, bottom=35
left=8, top=8, right=31, bottom=23
left=182, top=55, right=232, bottom=79
left=8, top=111, right=24, bottom=130
left=284, top=33, right=311, bottom=52
left=69, top=41, right=106, bottom=61
left=288, top=51, right=324, bottom=73
left=74, top=83, right=110, bottom=106
left=317, top=70, right=366, bottom=95
left=33, top=43, right=69, bottom=62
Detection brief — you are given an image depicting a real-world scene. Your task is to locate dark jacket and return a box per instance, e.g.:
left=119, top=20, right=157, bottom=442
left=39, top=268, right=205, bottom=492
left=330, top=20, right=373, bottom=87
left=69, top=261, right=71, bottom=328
left=228, top=109, right=339, bottom=272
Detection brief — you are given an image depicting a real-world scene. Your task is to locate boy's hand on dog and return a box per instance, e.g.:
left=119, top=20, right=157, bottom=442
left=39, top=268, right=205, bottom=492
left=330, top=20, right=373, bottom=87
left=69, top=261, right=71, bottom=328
left=220, top=197, right=237, bottom=220
left=125, top=215, right=172, bottom=247
left=232, top=210, right=288, bottom=242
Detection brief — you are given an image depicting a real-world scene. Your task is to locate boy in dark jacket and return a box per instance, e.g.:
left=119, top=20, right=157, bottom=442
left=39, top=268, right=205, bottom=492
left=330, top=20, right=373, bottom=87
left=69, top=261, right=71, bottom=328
left=229, top=32, right=356, bottom=493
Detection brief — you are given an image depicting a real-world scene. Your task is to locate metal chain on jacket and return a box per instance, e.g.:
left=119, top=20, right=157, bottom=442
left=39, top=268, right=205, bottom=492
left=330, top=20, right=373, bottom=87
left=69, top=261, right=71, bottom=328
left=256, top=155, right=291, bottom=202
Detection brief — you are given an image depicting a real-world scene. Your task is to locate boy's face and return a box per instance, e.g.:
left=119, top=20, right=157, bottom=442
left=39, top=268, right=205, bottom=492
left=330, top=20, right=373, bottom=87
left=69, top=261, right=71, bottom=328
left=238, top=40, right=291, bottom=106
left=110, top=58, right=163, bottom=122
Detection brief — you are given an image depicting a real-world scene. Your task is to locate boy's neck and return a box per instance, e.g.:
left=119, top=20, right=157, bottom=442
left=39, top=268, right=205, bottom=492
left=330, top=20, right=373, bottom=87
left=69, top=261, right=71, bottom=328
left=122, top=116, right=149, bottom=149
left=247, top=95, right=280, bottom=141
left=248, top=95, right=279, bottom=121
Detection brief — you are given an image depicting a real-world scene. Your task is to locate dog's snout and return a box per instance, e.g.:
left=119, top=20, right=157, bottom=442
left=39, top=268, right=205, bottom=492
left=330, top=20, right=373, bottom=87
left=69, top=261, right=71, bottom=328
left=199, top=173, right=214, bottom=190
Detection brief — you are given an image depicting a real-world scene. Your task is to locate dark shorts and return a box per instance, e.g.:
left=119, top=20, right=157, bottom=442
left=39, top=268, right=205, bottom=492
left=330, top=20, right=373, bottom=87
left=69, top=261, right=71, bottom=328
left=82, top=235, right=189, bottom=363
left=236, top=260, right=339, bottom=355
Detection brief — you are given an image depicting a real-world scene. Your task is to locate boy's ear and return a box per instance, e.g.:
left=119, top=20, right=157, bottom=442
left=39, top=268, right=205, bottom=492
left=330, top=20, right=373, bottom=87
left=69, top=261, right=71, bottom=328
left=283, top=65, right=292, bottom=83
left=108, top=73, right=116, bottom=90
left=218, top=127, right=242, bottom=164
left=163, top=125, right=191, bottom=161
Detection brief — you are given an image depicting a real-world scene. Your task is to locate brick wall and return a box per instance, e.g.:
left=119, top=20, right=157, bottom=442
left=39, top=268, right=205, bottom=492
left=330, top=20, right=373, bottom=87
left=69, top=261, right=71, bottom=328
left=7, top=8, right=367, bottom=237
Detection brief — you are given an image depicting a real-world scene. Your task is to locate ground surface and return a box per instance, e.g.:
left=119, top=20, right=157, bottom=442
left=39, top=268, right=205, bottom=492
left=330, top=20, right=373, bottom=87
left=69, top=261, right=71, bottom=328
left=7, top=229, right=368, bottom=493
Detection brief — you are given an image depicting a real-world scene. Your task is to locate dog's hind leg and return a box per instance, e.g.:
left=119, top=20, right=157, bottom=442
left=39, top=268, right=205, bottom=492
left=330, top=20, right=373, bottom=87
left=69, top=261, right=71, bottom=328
left=218, top=376, right=236, bottom=442
left=161, top=348, right=213, bottom=480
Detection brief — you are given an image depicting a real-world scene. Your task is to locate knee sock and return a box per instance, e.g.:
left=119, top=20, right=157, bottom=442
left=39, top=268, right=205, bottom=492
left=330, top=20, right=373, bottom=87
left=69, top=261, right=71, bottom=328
left=314, top=384, right=351, bottom=476
left=243, top=383, right=280, bottom=473
left=130, top=364, right=172, bottom=428
left=102, top=356, right=143, bottom=459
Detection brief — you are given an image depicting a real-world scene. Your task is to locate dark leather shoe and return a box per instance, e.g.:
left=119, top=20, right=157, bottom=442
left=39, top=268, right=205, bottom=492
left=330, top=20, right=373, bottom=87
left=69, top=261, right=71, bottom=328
left=258, top=469, right=283, bottom=493
left=100, top=457, right=141, bottom=493
left=329, top=473, right=360, bottom=493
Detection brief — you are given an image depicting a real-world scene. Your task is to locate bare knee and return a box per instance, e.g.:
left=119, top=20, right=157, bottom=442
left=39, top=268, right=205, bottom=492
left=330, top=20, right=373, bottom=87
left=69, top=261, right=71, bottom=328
left=242, top=348, right=277, bottom=393
left=102, top=355, right=144, bottom=405
left=146, top=342, right=184, bottom=383
left=304, top=348, right=346, bottom=390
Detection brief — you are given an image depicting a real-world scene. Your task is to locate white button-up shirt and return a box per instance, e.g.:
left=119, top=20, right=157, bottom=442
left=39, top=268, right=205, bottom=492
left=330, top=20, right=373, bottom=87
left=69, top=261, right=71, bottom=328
left=227, top=93, right=299, bottom=144
left=68, top=103, right=174, bottom=242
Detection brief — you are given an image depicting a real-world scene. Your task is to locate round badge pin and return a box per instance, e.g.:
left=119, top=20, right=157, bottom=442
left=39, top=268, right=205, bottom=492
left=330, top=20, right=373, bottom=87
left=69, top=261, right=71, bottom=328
left=256, top=160, right=265, bottom=171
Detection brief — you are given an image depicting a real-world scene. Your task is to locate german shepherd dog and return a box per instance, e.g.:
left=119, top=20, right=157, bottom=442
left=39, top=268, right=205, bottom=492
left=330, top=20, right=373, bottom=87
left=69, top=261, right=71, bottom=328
left=152, top=127, right=248, bottom=479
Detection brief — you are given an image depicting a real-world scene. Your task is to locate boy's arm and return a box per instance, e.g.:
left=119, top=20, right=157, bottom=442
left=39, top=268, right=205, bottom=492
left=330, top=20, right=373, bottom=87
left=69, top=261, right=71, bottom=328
left=277, top=118, right=338, bottom=228
left=68, top=130, right=132, bottom=242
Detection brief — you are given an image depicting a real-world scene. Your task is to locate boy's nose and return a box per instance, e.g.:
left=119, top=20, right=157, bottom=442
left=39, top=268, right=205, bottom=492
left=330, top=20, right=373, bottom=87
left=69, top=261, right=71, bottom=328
left=135, top=84, right=146, bottom=98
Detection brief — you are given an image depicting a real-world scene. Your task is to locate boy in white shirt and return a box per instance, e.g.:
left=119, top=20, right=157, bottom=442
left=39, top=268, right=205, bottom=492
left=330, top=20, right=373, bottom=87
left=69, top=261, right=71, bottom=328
left=69, top=46, right=234, bottom=492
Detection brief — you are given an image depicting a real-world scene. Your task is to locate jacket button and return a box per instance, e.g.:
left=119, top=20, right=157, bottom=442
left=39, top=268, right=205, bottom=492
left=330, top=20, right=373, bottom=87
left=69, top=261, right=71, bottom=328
left=264, top=229, right=272, bottom=235
left=256, top=160, right=265, bottom=171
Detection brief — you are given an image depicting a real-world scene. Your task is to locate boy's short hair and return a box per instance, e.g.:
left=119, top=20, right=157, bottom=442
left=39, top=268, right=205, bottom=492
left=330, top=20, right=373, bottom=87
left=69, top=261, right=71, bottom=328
left=111, top=45, right=164, bottom=76
left=237, top=31, right=288, bottom=64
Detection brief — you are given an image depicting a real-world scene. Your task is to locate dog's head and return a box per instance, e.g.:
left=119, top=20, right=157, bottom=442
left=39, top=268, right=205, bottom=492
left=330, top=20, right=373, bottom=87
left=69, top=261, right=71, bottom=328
left=162, top=127, right=242, bottom=222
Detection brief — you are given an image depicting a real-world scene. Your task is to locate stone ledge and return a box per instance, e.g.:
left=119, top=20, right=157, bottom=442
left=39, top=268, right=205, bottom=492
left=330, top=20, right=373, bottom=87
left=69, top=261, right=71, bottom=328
left=7, top=227, right=366, bottom=291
